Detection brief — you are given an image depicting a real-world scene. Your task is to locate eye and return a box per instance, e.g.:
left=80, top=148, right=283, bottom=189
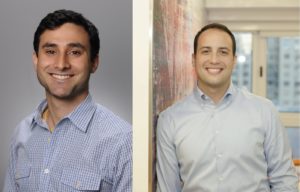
left=201, top=50, right=210, bottom=55
left=68, top=50, right=82, bottom=56
left=45, top=49, right=56, bottom=55
left=220, top=50, right=229, bottom=55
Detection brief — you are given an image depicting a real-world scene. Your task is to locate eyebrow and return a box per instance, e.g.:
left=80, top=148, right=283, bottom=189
left=198, top=46, right=231, bottom=52
left=219, top=47, right=230, bottom=51
left=41, top=42, right=57, bottom=49
left=41, top=42, right=86, bottom=50
left=199, top=46, right=230, bottom=50
left=67, top=42, right=86, bottom=50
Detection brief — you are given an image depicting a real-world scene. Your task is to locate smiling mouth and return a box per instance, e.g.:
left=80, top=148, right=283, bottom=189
left=51, top=74, right=73, bottom=80
left=206, top=68, right=223, bottom=75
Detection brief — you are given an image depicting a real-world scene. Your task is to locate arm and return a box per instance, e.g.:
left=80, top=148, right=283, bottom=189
left=112, top=131, right=132, bottom=192
left=156, top=112, right=181, bottom=192
left=264, top=103, right=299, bottom=191
left=3, top=143, right=17, bottom=192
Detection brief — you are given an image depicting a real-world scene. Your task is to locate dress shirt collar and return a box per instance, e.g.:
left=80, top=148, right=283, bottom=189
left=32, top=94, right=97, bottom=133
left=194, top=82, right=237, bottom=106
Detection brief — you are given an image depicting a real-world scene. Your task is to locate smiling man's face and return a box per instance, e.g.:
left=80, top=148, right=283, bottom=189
left=33, top=23, right=98, bottom=101
left=193, top=28, right=236, bottom=93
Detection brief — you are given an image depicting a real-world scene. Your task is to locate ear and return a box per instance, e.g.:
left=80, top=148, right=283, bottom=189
left=32, top=52, right=38, bottom=71
left=90, top=54, right=99, bottom=73
left=233, top=55, right=237, bottom=67
left=192, top=53, right=196, bottom=67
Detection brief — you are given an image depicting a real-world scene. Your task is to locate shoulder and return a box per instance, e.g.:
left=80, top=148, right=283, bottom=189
left=10, top=112, right=36, bottom=146
left=90, top=104, right=132, bottom=160
left=238, top=88, right=274, bottom=107
left=92, top=104, right=132, bottom=137
left=17, top=113, right=35, bottom=129
left=157, top=93, right=196, bottom=138
left=235, top=88, right=278, bottom=117
left=160, top=93, right=195, bottom=120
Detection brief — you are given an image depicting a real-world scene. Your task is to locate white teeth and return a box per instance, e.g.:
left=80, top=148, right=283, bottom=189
left=207, top=68, right=221, bottom=74
left=52, top=74, right=71, bottom=80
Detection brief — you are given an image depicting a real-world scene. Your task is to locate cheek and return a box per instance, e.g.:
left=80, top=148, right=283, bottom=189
left=194, top=60, right=205, bottom=71
left=72, top=62, right=92, bottom=75
left=37, top=56, right=56, bottom=67
left=226, top=61, right=236, bottom=70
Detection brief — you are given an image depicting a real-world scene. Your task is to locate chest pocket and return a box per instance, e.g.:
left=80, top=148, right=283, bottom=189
left=15, top=164, right=31, bottom=191
left=60, top=168, right=112, bottom=192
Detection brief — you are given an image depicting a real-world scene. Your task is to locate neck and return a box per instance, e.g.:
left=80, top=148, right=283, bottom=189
left=197, top=82, right=230, bottom=104
left=45, top=92, right=88, bottom=126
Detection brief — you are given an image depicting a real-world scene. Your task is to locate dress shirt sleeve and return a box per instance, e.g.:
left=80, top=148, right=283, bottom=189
left=156, top=112, right=182, bottom=192
left=112, top=131, right=132, bottom=192
left=3, top=143, right=17, bottom=192
left=263, top=103, right=299, bottom=191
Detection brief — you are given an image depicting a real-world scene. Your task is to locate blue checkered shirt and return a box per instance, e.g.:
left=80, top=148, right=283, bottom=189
left=3, top=94, right=132, bottom=192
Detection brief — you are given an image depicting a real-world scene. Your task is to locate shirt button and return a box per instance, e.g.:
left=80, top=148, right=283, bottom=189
left=76, top=181, right=81, bottom=188
left=217, top=153, right=223, bottom=158
left=215, top=130, right=220, bottom=134
left=219, top=176, right=224, bottom=181
left=44, top=168, right=50, bottom=174
left=47, top=137, right=51, bottom=143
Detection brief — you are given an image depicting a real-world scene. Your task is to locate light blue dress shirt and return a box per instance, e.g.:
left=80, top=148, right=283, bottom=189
left=4, top=94, right=132, bottom=192
left=156, top=84, right=298, bottom=192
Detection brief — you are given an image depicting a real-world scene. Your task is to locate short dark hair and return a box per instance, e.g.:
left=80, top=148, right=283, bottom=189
left=193, top=23, right=236, bottom=56
left=33, top=9, right=100, bottom=62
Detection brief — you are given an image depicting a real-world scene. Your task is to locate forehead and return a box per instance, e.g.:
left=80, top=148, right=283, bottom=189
left=198, top=28, right=233, bottom=48
left=39, top=23, right=89, bottom=48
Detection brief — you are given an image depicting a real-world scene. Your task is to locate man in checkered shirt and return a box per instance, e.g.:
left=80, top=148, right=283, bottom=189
left=4, top=9, right=132, bottom=192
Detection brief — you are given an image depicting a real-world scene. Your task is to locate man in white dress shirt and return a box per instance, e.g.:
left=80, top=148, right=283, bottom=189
left=156, top=23, right=299, bottom=192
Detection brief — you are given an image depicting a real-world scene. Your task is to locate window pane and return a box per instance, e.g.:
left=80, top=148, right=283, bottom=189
left=266, top=37, right=300, bottom=112
left=232, top=33, right=253, bottom=91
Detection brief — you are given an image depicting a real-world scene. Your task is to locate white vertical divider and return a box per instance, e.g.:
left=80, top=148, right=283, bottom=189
left=133, top=0, right=153, bottom=191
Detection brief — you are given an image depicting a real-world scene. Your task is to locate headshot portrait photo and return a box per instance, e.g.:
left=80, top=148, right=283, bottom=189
left=0, top=0, right=132, bottom=190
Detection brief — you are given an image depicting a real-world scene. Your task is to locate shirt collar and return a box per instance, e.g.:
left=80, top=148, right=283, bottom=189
left=67, top=94, right=97, bottom=132
left=32, top=99, right=48, bottom=129
left=194, top=82, right=237, bottom=105
left=32, top=94, right=97, bottom=133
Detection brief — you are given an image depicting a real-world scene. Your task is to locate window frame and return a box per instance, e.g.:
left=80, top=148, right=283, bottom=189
left=233, top=30, right=300, bottom=127
left=257, top=31, right=300, bottom=127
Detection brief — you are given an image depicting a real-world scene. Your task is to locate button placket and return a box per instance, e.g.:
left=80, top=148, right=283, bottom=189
left=40, top=126, right=61, bottom=191
left=213, top=111, right=225, bottom=187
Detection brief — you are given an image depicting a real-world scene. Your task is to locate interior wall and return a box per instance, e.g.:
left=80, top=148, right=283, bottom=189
left=204, top=0, right=300, bottom=31
left=0, top=0, right=132, bottom=188
left=205, top=0, right=299, bottom=8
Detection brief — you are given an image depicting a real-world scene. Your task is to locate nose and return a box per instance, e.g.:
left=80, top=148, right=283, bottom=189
left=209, top=53, right=219, bottom=64
left=55, top=53, right=70, bottom=70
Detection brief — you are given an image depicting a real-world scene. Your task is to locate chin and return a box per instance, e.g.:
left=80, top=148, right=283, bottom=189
left=52, top=93, right=75, bottom=100
left=51, top=89, right=88, bottom=101
left=46, top=89, right=74, bottom=99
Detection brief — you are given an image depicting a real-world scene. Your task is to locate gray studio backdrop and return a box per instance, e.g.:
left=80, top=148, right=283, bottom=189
left=0, top=0, right=132, bottom=188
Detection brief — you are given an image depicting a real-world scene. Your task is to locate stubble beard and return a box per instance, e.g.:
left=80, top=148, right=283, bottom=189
left=36, top=72, right=90, bottom=101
